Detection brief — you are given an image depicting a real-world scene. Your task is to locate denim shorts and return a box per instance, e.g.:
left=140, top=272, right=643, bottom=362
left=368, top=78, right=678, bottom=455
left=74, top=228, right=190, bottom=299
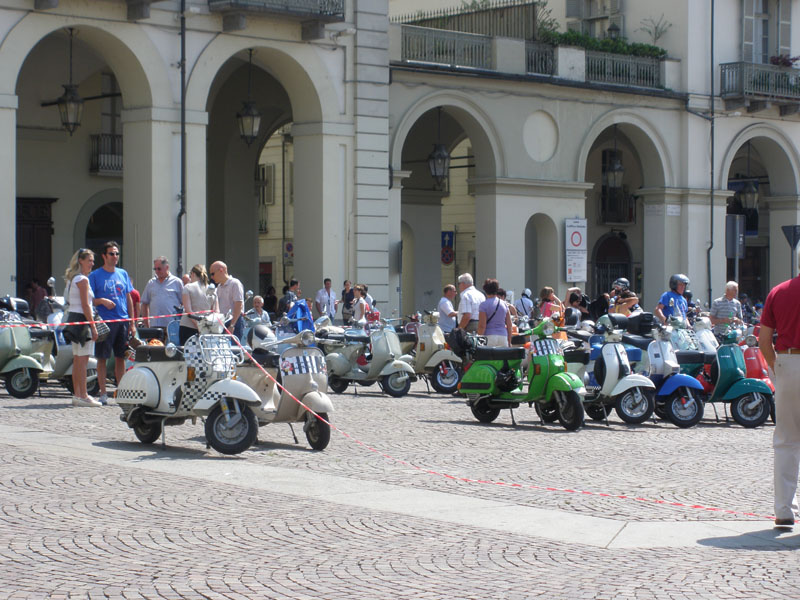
left=94, top=321, right=129, bottom=359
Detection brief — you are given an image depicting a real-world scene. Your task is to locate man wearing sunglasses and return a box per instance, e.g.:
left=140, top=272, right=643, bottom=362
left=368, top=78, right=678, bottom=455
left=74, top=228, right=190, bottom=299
left=141, top=256, right=184, bottom=328
left=89, top=241, right=135, bottom=405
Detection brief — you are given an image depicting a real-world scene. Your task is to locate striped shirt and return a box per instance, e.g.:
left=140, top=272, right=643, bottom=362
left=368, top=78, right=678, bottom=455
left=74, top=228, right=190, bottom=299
left=710, top=295, right=743, bottom=334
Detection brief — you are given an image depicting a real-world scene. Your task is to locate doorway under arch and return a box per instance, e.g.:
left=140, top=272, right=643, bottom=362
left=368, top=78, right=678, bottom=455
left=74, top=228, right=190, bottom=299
left=592, top=233, right=632, bottom=297
left=523, top=213, right=558, bottom=293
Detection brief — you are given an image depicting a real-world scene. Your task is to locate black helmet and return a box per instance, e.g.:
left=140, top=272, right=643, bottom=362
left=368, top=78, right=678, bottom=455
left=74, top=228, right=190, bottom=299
left=669, top=273, right=690, bottom=291
left=613, top=277, right=630, bottom=291
left=683, top=289, right=693, bottom=301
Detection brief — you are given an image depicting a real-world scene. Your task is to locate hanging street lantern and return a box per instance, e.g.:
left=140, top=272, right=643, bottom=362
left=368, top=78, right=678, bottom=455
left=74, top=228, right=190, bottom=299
left=56, top=82, right=84, bottom=135
left=427, top=107, right=450, bottom=186
left=237, top=49, right=261, bottom=146
left=606, top=124, right=624, bottom=189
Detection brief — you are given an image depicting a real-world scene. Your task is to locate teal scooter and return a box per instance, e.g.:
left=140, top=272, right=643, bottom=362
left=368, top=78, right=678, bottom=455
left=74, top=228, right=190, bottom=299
left=693, top=329, right=773, bottom=428
left=458, top=318, right=586, bottom=431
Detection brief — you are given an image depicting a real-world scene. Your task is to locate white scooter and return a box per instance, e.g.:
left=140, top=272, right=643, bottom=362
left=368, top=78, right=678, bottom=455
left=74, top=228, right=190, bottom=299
left=115, top=302, right=261, bottom=455
left=317, top=319, right=417, bottom=397
left=566, top=313, right=655, bottom=424
left=237, top=323, right=333, bottom=450
left=399, top=311, right=462, bottom=394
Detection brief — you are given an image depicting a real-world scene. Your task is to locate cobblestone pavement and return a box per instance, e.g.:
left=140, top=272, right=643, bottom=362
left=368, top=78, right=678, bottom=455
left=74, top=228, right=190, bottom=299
left=1, top=380, right=798, bottom=599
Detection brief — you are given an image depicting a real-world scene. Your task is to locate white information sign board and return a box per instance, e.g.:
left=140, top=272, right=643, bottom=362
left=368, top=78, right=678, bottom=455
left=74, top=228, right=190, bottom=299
left=565, top=218, right=587, bottom=282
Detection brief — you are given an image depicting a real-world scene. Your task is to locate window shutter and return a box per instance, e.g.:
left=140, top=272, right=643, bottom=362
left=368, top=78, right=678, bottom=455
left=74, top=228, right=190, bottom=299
left=779, top=0, right=792, bottom=57
left=742, top=0, right=755, bottom=63
left=566, top=0, right=583, bottom=19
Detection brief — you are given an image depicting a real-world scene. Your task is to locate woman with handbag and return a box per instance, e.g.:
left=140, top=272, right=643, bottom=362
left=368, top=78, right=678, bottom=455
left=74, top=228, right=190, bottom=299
left=179, top=264, right=218, bottom=345
left=64, top=248, right=102, bottom=407
left=477, top=278, right=513, bottom=348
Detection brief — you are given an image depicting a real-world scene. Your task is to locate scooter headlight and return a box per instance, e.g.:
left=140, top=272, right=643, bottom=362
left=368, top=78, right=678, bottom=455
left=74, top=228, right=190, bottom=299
left=300, top=330, right=315, bottom=347
left=542, top=320, right=556, bottom=336
left=164, top=343, right=178, bottom=358
left=745, top=334, right=758, bottom=347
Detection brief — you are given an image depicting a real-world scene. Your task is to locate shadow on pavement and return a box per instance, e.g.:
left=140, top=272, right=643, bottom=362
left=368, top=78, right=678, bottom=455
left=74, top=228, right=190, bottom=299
left=698, top=528, right=800, bottom=550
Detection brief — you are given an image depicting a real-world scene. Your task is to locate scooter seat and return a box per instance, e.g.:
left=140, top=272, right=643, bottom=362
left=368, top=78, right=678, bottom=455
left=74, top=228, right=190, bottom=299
left=675, top=350, right=704, bottom=365
left=249, top=348, right=280, bottom=368
left=344, top=333, right=370, bottom=344
left=510, top=334, right=528, bottom=345
left=134, top=345, right=183, bottom=362
left=396, top=332, right=417, bottom=344
left=621, top=334, right=651, bottom=351
left=474, top=346, right=525, bottom=361
left=29, top=328, right=54, bottom=341
left=564, top=348, right=590, bottom=364
left=318, top=332, right=345, bottom=342
left=137, top=327, right=166, bottom=342
left=703, top=351, right=717, bottom=365
left=566, top=329, right=592, bottom=343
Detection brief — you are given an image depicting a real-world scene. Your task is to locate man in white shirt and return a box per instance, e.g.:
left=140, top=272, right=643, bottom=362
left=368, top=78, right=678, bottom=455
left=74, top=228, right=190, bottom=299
left=209, top=261, right=244, bottom=341
left=314, top=278, right=339, bottom=320
left=456, top=273, right=485, bottom=333
left=437, top=284, right=458, bottom=333
left=141, top=256, right=184, bottom=328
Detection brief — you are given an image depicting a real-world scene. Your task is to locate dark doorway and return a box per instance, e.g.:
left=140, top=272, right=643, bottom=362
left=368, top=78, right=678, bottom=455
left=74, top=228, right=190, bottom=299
left=86, top=202, right=124, bottom=266
left=592, top=233, right=632, bottom=297
left=16, top=198, right=55, bottom=298
left=728, top=245, right=768, bottom=302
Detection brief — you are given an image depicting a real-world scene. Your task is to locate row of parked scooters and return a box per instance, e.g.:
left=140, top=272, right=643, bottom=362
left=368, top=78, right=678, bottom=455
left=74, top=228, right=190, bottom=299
left=458, top=310, right=774, bottom=431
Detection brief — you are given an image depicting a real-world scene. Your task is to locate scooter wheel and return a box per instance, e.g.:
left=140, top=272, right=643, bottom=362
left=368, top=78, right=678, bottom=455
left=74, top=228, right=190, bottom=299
left=133, top=420, right=163, bottom=445
left=382, top=372, right=411, bottom=397
left=305, top=412, right=331, bottom=450
left=6, top=368, right=39, bottom=399
left=614, top=388, right=655, bottom=425
left=328, top=376, right=349, bottom=394
left=585, top=403, right=611, bottom=422
left=665, top=388, right=704, bottom=428
left=554, top=390, right=584, bottom=431
left=534, top=402, right=559, bottom=423
left=470, top=397, right=500, bottom=423
left=431, top=361, right=461, bottom=394
left=205, top=402, right=258, bottom=455
left=730, top=392, right=770, bottom=428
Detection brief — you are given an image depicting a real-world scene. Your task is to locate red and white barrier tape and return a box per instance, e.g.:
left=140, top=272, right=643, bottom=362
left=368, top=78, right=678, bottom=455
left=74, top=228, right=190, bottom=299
left=216, top=317, right=774, bottom=522
left=0, top=310, right=213, bottom=329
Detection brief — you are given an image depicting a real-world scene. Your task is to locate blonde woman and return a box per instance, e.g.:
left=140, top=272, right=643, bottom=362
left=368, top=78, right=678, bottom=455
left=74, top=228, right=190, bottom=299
left=64, top=248, right=101, bottom=407
left=179, top=264, right=218, bottom=345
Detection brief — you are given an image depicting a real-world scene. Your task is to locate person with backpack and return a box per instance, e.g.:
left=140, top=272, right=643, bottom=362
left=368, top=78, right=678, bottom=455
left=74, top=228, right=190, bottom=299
left=514, top=288, right=534, bottom=319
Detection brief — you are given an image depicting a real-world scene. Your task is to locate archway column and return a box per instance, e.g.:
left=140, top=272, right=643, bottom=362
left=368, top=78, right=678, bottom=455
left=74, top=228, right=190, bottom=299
left=401, top=187, right=446, bottom=314
left=122, top=107, right=188, bottom=288
left=0, top=95, right=16, bottom=290
left=389, top=169, right=411, bottom=315
left=639, top=188, right=731, bottom=309
left=471, top=178, right=591, bottom=298
left=184, top=114, right=208, bottom=273
left=291, top=122, right=352, bottom=299
left=765, top=196, right=800, bottom=282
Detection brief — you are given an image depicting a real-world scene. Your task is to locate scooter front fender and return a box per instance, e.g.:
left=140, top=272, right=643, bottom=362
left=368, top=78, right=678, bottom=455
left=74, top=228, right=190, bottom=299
left=545, top=372, right=586, bottom=400
left=721, top=378, right=774, bottom=401
left=657, top=373, right=704, bottom=397
left=194, top=379, right=262, bottom=413
left=424, top=349, right=462, bottom=369
left=1, top=355, right=44, bottom=374
left=379, top=360, right=416, bottom=378
left=610, top=374, right=655, bottom=397
left=300, top=390, right=334, bottom=414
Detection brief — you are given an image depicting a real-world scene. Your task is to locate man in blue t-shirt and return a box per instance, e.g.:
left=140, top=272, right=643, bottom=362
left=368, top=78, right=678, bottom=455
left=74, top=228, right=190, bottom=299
left=655, top=273, right=690, bottom=323
left=89, top=241, right=136, bottom=405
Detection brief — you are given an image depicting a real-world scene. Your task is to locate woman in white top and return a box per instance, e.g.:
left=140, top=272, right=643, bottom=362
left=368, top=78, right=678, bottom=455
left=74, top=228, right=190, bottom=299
left=352, top=284, right=369, bottom=327
left=64, top=248, right=101, bottom=407
left=179, top=264, right=218, bottom=345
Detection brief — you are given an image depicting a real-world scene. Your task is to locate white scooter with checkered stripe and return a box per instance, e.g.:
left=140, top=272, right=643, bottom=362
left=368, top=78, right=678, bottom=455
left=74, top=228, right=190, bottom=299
left=115, top=303, right=261, bottom=455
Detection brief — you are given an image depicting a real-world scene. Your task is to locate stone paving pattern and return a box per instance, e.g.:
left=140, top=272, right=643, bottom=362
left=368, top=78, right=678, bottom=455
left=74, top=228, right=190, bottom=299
left=1, top=381, right=798, bottom=598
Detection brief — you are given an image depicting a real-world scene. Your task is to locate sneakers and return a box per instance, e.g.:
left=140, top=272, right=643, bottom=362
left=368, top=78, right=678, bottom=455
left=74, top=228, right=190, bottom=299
left=72, top=396, right=102, bottom=407
left=97, top=393, right=109, bottom=406
left=774, top=518, right=795, bottom=531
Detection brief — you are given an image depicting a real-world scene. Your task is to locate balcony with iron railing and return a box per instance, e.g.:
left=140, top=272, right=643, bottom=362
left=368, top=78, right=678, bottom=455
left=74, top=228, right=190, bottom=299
left=207, top=0, right=344, bottom=20
left=90, top=134, right=123, bottom=176
left=720, top=62, right=800, bottom=114
left=401, top=25, right=492, bottom=70
left=586, top=51, right=661, bottom=88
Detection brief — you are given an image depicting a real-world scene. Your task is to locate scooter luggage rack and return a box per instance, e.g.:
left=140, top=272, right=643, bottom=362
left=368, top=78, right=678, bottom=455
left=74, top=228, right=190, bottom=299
left=529, top=338, right=562, bottom=357
left=195, top=334, right=243, bottom=374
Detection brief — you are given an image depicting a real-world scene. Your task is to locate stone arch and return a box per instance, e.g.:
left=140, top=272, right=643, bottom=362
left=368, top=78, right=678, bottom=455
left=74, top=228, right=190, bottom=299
left=576, top=110, right=671, bottom=188
left=719, top=123, right=800, bottom=195
left=0, top=16, right=168, bottom=107
left=591, top=232, right=633, bottom=297
left=391, top=90, right=503, bottom=178
left=524, top=213, right=558, bottom=293
left=186, top=38, right=329, bottom=122
left=74, top=188, right=123, bottom=250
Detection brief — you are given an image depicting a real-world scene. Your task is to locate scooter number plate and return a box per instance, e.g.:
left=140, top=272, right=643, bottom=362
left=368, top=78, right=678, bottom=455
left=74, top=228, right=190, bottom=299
left=530, top=339, right=562, bottom=357
left=281, top=354, right=325, bottom=375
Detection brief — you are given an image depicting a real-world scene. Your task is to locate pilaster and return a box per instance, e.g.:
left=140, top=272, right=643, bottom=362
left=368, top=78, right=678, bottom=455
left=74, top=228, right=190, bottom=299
left=0, top=98, right=16, bottom=292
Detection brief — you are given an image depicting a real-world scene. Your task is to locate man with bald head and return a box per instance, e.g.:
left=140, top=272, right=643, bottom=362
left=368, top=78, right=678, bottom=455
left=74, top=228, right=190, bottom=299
left=209, top=261, right=244, bottom=342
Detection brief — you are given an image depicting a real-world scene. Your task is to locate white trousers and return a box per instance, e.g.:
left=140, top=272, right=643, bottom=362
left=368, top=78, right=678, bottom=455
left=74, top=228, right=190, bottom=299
left=773, top=354, right=800, bottom=521
left=485, top=334, right=509, bottom=348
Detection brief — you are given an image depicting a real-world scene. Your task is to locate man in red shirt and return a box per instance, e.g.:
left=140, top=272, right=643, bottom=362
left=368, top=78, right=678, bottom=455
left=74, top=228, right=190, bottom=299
left=758, top=273, right=800, bottom=531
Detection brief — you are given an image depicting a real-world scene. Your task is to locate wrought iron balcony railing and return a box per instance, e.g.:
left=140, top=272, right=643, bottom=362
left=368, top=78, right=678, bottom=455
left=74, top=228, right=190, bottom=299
left=208, top=0, right=345, bottom=20
left=401, top=25, right=492, bottom=70
left=720, top=62, right=800, bottom=103
left=90, top=134, right=123, bottom=176
left=586, top=51, right=662, bottom=89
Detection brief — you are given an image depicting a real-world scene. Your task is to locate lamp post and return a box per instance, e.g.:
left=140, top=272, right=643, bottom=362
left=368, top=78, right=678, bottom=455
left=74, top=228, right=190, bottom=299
left=607, top=22, right=621, bottom=40
left=427, top=107, right=450, bottom=187
left=237, top=49, right=261, bottom=146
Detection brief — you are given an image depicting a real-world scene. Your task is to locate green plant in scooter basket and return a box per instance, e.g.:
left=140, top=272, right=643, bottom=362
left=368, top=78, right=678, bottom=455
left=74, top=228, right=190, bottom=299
left=458, top=318, right=586, bottom=431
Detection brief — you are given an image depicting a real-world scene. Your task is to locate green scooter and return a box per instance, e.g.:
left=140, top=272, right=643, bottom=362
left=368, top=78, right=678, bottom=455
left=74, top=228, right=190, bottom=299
left=458, top=318, right=586, bottom=431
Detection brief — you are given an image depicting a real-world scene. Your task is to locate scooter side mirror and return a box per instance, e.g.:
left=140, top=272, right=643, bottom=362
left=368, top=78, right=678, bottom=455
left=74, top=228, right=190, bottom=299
left=245, top=290, right=254, bottom=301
